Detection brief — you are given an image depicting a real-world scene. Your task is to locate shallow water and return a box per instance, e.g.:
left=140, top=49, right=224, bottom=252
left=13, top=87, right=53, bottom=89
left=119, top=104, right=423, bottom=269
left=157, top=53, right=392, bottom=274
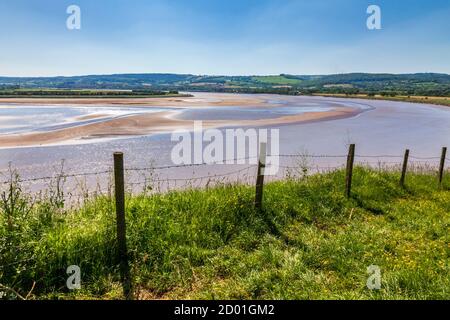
left=0, top=94, right=449, bottom=195
left=0, top=105, right=170, bottom=134
left=176, top=105, right=334, bottom=121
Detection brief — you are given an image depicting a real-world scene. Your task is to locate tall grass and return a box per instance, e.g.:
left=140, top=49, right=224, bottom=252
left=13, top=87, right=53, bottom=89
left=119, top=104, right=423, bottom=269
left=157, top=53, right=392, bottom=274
left=0, top=167, right=449, bottom=300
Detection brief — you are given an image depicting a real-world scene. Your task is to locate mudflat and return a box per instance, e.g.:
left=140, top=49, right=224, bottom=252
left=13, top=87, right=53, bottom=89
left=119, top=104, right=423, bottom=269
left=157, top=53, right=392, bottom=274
left=0, top=93, right=360, bottom=148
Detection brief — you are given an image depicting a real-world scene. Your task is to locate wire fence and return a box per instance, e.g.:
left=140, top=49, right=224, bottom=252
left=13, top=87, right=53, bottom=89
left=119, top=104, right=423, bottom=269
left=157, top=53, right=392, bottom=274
left=0, top=146, right=448, bottom=299
left=0, top=152, right=448, bottom=198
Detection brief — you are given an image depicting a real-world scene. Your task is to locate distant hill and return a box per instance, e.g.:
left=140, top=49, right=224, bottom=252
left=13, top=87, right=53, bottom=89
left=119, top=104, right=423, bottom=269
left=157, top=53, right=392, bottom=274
left=1, top=73, right=449, bottom=96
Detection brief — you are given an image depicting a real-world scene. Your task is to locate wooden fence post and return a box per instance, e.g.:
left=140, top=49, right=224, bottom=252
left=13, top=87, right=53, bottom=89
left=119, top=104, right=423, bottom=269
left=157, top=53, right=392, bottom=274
left=400, top=149, right=410, bottom=188
left=345, top=144, right=355, bottom=198
left=255, top=142, right=267, bottom=210
left=113, top=152, right=133, bottom=300
left=438, top=147, right=447, bottom=187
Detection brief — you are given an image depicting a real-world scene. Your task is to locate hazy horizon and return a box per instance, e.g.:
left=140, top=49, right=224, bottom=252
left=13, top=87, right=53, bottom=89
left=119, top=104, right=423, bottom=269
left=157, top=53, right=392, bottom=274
left=1, top=71, right=450, bottom=79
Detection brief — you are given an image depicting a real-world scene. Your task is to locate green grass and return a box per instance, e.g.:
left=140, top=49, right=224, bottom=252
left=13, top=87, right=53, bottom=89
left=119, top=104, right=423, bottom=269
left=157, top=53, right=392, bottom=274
left=314, top=93, right=450, bottom=107
left=251, top=76, right=302, bottom=86
left=0, top=167, right=449, bottom=300
left=0, top=88, right=189, bottom=99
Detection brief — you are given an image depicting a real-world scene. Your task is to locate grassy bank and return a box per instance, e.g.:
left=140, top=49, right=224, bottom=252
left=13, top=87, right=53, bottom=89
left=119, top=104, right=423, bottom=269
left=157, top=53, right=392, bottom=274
left=313, top=93, right=450, bottom=107
left=0, top=167, right=449, bottom=300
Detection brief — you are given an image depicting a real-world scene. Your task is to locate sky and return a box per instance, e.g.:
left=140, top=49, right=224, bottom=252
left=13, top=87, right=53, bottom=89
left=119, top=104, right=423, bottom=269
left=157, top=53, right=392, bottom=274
left=0, top=0, right=449, bottom=76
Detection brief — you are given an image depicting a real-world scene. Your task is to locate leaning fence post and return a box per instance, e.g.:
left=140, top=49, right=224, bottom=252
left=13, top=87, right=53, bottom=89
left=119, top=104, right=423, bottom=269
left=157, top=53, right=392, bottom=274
left=113, top=152, right=133, bottom=299
left=438, top=147, right=447, bottom=187
left=255, top=142, right=267, bottom=210
left=400, top=149, right=410, bottom=188
left=345, top=144, right=355, bottom=198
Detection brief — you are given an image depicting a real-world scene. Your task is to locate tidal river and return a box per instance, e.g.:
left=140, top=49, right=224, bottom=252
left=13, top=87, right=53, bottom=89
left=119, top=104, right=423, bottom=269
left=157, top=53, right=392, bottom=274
left=0, top=93, right=449, bottom=195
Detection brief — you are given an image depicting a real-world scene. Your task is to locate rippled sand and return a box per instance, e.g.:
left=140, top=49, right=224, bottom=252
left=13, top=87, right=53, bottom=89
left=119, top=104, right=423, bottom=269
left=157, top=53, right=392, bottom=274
left=0, top=93, right=449, bottom=196
left=0, top=93, right=360, bottom=148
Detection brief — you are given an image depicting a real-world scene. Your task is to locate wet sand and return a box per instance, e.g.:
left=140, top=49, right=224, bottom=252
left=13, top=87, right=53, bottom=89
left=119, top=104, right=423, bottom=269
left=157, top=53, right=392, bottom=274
left=0, top=93, right=360, bottom=148
left=1, top=94, right=449, bottom=197
left=0, top=93, right=267, bottom=107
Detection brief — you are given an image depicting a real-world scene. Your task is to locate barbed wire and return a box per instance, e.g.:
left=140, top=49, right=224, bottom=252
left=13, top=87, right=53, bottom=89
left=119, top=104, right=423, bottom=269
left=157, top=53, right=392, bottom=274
left=0, top=153, right=448, bottom=185
left=278, top=154, right=347, bottom=158
left=0, top=156, right=259, bottom=184
left=278, top=165, right=346, bottom=170
left=280, top=154, right=444, bottom=160
left=0, top=169, right=112, bottom=185
left=128, top=165, right=255, bottom=184
left=124, top=156, right=259, bottom=172
left=0, top=152, right=448, bottom=269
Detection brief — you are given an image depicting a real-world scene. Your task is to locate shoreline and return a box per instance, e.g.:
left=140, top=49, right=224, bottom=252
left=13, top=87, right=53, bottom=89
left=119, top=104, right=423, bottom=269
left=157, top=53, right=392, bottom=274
left=312, top=93, right=450, bottom=107
left=0, top=93, right=362, bottom=148
left=0, top=92, right=268, bottom=107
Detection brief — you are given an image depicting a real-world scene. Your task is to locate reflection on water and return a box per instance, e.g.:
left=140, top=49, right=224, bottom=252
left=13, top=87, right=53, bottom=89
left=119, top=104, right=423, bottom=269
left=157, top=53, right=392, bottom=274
left=0, top=95, right=449, bottom=194
left=176, top=105, right=334, bottom=121
left=0, top=105, right=170, bottom=134
left=0, top=101, right=342, bottom=134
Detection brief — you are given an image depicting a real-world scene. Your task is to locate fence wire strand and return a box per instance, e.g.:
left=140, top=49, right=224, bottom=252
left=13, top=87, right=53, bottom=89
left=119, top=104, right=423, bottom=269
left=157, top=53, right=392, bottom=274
left=1, top=150, right=448, bottom=275
left=0, top=152, right=448, bottom=186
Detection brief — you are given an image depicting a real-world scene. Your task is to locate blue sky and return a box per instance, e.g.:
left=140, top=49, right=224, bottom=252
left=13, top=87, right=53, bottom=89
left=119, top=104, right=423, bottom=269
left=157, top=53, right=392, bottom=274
left=0, top=0, right=449, bottom=76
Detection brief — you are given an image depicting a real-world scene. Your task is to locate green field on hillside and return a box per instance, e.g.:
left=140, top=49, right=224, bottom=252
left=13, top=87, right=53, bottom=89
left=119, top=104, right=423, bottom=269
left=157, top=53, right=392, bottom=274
left=0, top=167, right=449, bottom=300
left=251, top=76, right=302, bottom=86
left=2, top=73, right=449, bottom=97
